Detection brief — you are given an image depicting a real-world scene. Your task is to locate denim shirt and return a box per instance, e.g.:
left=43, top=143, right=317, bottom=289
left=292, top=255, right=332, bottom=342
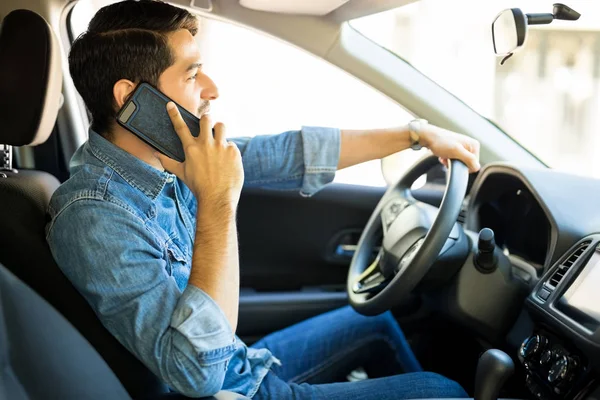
left=46, top=127, right=340, bottom=398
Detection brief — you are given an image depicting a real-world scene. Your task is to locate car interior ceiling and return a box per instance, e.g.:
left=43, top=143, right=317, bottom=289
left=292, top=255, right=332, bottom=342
left=5, top=2, right=600, bottom=400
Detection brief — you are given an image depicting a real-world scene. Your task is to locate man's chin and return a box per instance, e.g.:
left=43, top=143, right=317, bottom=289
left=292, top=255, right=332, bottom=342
left=197, top=103, right=210, bottom=118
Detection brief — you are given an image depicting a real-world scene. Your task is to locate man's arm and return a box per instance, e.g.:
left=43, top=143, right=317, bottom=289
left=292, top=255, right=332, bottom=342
left=157, top=104, right=244, bottom=333
left=191, top=201, right=239, bottom=333
left=338, top=124, right=481, bottom=172
left=223, top=122, right=479, bottom=200
left=47, top=200, right=236, bottom=397
left=227, top=126, right=341, bottom=197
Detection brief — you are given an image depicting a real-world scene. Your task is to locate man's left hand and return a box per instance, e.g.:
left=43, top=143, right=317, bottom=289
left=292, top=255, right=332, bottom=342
left=421, top=125, right=481, bottom=173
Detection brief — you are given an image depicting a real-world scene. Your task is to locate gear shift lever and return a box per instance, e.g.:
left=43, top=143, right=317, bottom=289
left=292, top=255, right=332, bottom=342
left=475, top=349, right=514, bottom=400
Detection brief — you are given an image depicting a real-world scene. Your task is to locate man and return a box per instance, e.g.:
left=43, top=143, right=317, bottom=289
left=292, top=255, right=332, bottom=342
left=47, top=1, right=480, bottom=398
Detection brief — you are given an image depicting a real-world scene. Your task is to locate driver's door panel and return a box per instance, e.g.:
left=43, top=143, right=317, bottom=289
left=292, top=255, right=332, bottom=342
left=238, top=290, right=348, bottom=343
left=238, top=184, right=387, bottom=291
left=236, top=184, right=385, bottom=340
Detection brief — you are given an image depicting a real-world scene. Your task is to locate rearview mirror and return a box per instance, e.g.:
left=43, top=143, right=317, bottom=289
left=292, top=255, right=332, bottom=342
left=491, top=3, right=581, bottom=64
left=492, top=8, right=527, bottom=56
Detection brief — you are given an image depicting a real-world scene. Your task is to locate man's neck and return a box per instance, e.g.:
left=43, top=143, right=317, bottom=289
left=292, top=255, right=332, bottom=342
left=107, top=125, right=164, bottom=171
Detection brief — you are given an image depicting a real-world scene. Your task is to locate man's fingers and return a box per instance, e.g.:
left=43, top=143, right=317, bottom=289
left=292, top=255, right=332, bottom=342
left=457, top=145, right=480, bottom=173
left=166, top=102, right=194, bottom=146
left=213, top=122, right=226, bottom=144
left=473, top=140, right=481, bottom=160
left=466, top=140, right=481, bottom=171
left=155, top=152, right=184, bottom=177
left=199, top=114, right=212, bottom=142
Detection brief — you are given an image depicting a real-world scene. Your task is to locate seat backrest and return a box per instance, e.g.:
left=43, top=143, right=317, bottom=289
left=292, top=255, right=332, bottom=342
left=0, top=262, right=252, bottom=400
left=0, top=9, right=168, bottom=399
left=0, top=263, right=132, bottom=400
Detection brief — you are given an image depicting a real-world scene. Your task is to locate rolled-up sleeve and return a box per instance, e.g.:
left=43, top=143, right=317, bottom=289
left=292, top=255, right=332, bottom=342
left=230, top=126, right=341, bottom=197
left=171, top=285, right=235, bottom=365
left=47, top=200, right=235, bottom=397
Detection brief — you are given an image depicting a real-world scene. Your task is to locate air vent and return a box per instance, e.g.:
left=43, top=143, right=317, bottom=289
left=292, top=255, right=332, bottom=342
left=547, top=241, right=592, bottom=288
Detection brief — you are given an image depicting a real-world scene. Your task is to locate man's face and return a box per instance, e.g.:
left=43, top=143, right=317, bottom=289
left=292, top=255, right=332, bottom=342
left=158, top=29, right=217, bottom=118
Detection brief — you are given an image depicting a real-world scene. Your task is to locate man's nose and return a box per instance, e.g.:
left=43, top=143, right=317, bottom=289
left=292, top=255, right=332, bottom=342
left=200, top=74, right=219, bottom=101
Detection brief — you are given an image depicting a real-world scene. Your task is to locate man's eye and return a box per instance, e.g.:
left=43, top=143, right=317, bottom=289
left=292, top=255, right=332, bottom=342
left=187, top=74, right=197, bottom=81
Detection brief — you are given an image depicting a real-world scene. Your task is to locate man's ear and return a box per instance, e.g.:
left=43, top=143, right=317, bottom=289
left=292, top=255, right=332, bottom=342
left=113, top=79, right=136, bottom=108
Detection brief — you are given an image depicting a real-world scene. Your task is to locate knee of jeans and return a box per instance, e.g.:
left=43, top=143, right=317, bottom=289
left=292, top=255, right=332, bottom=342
left=417, top=372, right=468, bottom=397
left=371, top=311, right=402, bottom=335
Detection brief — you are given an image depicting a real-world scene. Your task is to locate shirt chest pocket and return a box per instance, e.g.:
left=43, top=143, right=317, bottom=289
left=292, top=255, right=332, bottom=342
left=164, top=237, right=190, bottom=279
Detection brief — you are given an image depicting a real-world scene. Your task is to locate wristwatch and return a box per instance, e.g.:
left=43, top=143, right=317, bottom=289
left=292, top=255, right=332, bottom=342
left=408, top=119, right=428, bottom=151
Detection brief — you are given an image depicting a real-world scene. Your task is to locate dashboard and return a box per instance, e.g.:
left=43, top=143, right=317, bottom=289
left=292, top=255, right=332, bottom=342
left=462, top=163, right=600, bottom=400
left=475, top=178, right=550, bottom=269
left=467, top=163, right=600, bottom=275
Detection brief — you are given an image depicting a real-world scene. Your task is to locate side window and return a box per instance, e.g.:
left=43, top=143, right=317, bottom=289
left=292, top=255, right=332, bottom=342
left=69, top=1, right=417, bottom=187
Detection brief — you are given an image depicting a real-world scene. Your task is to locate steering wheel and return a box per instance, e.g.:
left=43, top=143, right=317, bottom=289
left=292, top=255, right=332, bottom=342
left=347, top=155, right=469, bottom=316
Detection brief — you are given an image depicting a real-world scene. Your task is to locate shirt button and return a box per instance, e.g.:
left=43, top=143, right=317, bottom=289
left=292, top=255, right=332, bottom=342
left=166, top=176, right=174, bottom=183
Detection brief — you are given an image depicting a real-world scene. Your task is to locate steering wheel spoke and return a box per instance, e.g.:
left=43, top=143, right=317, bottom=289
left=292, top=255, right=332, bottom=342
left=352, top=252, right=389, bottom=295
left=380, top=196, right=411, bottom=235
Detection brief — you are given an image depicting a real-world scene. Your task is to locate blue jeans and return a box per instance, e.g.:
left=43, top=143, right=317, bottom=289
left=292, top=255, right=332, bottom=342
left=251, top=306, right=467, bottom=399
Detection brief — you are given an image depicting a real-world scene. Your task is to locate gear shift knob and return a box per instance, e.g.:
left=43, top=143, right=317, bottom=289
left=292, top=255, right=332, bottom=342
left=475, top=349, right=514, bottom=400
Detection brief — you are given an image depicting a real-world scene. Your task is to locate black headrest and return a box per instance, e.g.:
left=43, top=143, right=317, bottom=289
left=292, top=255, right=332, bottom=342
left=0, top=9, right=62, bottom=147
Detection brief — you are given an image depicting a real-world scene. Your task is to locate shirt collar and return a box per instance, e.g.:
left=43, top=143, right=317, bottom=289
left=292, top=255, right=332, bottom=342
left=87, top=129, right=171, bottom=200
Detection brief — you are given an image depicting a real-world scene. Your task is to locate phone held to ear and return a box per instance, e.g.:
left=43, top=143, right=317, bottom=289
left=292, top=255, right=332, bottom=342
left=116, top=82, right=201, bottom=163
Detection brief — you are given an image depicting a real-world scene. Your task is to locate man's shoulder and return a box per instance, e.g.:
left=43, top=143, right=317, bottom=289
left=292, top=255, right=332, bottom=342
left=47, top=162, right=150, bottom=226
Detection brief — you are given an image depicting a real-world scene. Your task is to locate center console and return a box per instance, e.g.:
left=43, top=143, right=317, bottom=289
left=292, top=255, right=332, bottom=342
left=518, top=331, right=588, bottom=398
left=522, top=236, right=600, bottom=399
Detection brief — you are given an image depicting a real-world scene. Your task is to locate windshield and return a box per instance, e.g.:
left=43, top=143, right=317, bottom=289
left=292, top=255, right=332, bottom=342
left=351, top=1, right=600, bottom=178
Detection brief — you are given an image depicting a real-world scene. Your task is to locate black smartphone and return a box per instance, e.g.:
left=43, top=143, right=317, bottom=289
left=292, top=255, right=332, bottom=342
left=116, top=82, right=200, bottom=163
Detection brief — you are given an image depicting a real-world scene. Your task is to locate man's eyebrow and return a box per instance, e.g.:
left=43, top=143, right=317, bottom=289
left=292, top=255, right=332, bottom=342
left=186, top=62, right=202, bottom=72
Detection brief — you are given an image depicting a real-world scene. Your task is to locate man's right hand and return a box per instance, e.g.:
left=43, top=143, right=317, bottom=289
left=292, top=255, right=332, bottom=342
left=159, top=102, right=242, bottom=333
left=157, top=102, right=244, bottom=207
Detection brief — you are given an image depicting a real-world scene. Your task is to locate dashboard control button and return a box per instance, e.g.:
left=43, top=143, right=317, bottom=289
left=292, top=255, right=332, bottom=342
left=548, top=355, right=577, bottom=389
left=520, top=335, right=548, bottom=362
left=383, top=200, right=408, bottom=227
left=537, top=287, right=551, bottom=301
left=540, top=349, right=553, bottom=365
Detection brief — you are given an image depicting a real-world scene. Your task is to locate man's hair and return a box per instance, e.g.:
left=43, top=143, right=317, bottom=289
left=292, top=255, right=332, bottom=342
left=69, top=0, right=198, bottom=136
